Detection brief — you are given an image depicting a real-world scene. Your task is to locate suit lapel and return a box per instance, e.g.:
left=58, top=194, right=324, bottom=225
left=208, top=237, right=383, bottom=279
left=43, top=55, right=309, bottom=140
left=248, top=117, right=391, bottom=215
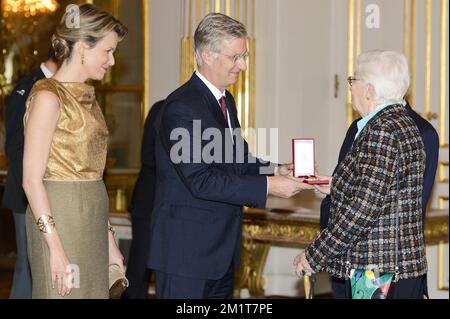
left=190, top=74, right=236, bottom=154
left=225, top=93, right=240, bottom=130
left=190, top=73, right=228, bottom=129
left=203, top=94, right=229, bottom=129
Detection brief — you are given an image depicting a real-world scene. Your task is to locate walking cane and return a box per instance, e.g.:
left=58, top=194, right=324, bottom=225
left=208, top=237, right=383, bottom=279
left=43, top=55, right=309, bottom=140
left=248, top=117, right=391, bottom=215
left=304, top=274, right=317, bottom=299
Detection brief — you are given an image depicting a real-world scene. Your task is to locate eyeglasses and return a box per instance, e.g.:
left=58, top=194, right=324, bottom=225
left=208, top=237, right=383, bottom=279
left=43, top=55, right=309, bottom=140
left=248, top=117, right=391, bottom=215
left=347, top=76, right=362, bottom=86
left=220, top=52, right=249, bottom=63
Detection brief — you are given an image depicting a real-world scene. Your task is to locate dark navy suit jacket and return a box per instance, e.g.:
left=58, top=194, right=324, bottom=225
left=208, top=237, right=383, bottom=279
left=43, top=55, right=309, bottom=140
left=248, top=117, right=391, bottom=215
left=320, top=102, right=439, bottom=229
left=148, top=73, right=271, bottom=280
left=128, top=100, right=165, bottom=220
left=124, top=100, right=165, bottom=299
left=2, top=67, right=46, bottom=213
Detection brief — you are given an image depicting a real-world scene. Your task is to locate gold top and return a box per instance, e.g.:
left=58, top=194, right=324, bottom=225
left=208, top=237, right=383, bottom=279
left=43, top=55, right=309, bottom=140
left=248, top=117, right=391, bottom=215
left=24, top=78, right=109, bottom=180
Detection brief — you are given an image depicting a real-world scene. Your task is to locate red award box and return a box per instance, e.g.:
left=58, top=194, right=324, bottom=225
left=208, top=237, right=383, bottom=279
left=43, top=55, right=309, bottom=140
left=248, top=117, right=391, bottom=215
left=292, top=138, right=329, bottom=185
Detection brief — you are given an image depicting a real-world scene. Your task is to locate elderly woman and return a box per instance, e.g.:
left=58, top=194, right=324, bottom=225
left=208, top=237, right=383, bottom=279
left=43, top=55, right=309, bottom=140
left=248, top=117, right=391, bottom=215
left=294, top=50, right=427, bottom=299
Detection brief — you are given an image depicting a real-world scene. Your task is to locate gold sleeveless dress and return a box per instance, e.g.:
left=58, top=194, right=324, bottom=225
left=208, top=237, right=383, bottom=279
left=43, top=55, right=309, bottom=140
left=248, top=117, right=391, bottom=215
left=24, top=78, right=109, bottom=299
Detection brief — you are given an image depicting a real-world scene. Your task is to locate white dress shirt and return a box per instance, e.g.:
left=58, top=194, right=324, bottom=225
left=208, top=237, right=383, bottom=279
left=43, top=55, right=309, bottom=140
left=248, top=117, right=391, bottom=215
left=40, top=63, right=54, bottom=79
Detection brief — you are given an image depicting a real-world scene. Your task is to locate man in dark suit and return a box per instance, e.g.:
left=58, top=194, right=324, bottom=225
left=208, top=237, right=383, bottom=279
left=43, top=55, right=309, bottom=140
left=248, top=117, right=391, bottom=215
left=148, top=13, right=312, bottom=299
left=123, top=100, right=165, bottom=299
left=1, top=48, right=59, bottom=298
left=320, top=99, right=439, bottom=299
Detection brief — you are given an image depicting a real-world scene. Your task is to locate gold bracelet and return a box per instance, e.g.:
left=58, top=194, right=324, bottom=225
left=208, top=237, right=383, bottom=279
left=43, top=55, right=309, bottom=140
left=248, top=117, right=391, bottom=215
left=36, top=215, right=56, bottom=234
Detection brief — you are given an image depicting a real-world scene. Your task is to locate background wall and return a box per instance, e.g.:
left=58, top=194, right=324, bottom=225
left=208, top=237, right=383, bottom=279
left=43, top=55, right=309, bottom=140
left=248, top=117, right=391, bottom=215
left=149, top=0, right=182, bottom=106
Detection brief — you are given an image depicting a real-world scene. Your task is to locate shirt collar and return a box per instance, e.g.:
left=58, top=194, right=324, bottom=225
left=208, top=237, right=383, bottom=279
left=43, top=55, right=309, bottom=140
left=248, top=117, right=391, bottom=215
left=355, top=99, right=399, bottom=138
left=195, top=70, right=226, bottom=102
left=40, top=63, right=54, bottom=79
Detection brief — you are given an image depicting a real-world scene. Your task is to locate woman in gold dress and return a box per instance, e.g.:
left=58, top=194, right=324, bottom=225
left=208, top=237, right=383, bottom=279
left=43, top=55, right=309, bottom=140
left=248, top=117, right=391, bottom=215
left=22, top=4, right=127, bottom=298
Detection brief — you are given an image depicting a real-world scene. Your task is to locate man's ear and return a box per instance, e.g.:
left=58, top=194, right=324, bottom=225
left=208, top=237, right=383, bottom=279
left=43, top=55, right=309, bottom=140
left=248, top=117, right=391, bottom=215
left=201, top=50, right=214, bottom=66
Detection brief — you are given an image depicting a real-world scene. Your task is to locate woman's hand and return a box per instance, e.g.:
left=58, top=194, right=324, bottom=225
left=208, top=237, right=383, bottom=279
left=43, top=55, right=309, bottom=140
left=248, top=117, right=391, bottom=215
left=293, top=249, right=314, bottom=278
left=48, top=240, right=73, bottom=297
left=313, top=175, right=333, bottom=195
left=109, top=232, right=125, bottom=273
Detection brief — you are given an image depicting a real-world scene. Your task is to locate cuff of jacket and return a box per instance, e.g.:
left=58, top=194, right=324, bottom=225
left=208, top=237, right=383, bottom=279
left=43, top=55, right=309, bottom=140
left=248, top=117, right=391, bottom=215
left=242, top=175, right=268, bottom=209
left=305, top=243, right=326, bottom=273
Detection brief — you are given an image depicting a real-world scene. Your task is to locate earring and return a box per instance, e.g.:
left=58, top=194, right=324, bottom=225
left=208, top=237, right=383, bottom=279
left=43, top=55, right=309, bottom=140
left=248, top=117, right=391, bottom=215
left=81, top=54, right=84, bottom=65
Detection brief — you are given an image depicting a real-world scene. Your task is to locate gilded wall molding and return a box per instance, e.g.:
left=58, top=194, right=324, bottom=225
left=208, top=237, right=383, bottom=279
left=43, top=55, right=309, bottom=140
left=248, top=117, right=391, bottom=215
left=243, top=222, right=320, bottom=246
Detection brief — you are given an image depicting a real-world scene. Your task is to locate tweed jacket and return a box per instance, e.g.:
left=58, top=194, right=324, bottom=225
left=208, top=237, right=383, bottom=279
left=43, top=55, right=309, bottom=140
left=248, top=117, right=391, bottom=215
left=306, top=104, right=427, bottom=280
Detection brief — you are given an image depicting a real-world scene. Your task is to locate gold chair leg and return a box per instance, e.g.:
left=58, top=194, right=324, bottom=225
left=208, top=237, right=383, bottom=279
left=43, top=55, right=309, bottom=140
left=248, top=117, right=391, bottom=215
left=234, top=236, right=270, bottom=298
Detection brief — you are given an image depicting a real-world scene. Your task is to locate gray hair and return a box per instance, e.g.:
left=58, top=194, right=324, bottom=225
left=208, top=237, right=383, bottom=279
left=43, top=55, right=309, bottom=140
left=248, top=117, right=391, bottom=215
left=194, top=13, right=247, bottom=66
left=356, top=50, right=410, bottom=102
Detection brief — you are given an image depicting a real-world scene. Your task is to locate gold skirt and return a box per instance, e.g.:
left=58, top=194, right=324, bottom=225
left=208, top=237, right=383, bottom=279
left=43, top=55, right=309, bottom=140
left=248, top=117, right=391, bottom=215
left=26, top=180, right=109, bottom=299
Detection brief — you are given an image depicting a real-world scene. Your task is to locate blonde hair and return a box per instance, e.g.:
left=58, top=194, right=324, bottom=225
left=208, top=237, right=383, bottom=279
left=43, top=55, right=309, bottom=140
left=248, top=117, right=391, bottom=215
left=52, top=3, right=128, bottom=62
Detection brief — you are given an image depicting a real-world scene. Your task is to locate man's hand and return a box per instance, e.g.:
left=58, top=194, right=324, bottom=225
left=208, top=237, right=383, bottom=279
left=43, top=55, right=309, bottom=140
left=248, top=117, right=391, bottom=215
left=268, top=175, right=314, bottom=198
left=276, top=163, right=294, bottom=176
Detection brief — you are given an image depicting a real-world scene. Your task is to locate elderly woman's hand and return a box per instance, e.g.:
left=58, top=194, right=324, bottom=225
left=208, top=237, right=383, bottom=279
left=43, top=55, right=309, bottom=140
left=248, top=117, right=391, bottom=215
left=312, top=175, right=332, bottom=195
left=293, top=250, right=314, bottom=277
